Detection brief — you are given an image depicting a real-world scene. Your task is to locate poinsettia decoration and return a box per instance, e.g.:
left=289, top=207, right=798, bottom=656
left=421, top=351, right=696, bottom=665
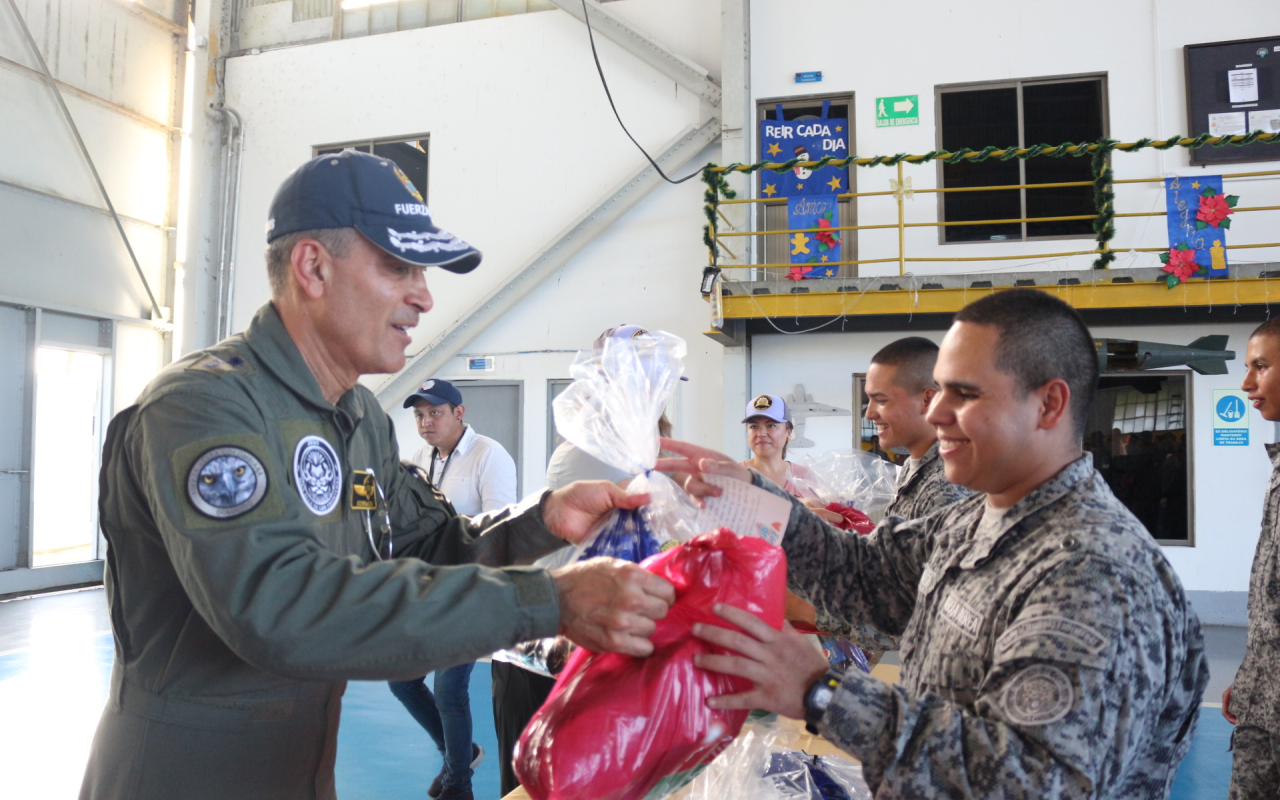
left=786, top=265, right=808, bottom=282
left=814, top=214, right=840, bottom=249
left=1159, top=242, right=1207, bottom=288
left=1195, top=186, right=1239, bottom=230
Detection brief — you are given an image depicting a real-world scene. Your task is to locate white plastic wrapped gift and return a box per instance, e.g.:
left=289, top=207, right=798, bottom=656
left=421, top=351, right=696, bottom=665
left=793, top=450, right=900, bottom=523
left=553, top=329, right=701, bottom=553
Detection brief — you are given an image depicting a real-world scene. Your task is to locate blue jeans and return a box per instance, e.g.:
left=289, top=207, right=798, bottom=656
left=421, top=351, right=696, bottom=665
left=388, top=662, right=476, bottom=789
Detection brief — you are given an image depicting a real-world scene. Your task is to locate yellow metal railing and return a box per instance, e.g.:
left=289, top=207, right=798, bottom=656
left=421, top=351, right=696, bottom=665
left=711, top=165, right=1280, bottom=277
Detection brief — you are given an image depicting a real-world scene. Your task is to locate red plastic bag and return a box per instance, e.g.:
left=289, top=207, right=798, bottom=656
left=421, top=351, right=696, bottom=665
left=825, top=502, right=875, bottom=534
left=514, top=528, right=787, bottom=800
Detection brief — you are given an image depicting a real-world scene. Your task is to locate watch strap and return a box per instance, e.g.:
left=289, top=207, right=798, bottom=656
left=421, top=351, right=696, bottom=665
left=803, top=669, right=843, bottom=734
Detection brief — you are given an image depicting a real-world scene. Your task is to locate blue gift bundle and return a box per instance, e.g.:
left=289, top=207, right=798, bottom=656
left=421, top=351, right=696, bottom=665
left=578, top=507, right=666, bottom=564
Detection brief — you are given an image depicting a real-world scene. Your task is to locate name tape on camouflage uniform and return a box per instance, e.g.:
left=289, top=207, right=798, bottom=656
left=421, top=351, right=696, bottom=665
left=294, top=435, right=341, bottom=516
left=186, top=446, right=268, bottom=519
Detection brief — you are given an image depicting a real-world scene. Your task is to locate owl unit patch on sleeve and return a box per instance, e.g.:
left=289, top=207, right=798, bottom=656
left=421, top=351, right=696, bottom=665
left=186, top=446, right=269, bottom=519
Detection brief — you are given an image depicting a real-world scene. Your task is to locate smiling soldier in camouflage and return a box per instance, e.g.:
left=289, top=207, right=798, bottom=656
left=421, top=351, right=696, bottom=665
left=663, top=289, right=1208, bottom=799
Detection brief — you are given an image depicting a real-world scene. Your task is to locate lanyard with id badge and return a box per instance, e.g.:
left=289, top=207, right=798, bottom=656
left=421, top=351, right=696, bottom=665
left=351, top=469, right=393, bottom=561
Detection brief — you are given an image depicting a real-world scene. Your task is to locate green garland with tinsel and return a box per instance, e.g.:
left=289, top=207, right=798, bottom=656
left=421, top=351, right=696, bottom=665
left=700, top=131, right=1279, bottom=271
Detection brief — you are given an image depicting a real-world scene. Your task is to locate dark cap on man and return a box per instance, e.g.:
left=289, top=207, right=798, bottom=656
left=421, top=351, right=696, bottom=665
left=403, top=378, right=464, bottom=409
left=267, top=149, right=482, bottom=274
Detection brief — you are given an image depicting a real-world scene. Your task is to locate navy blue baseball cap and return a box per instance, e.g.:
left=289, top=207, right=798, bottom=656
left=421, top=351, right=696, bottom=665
left=403, top=378, right=465, bottom=409
left=267, top=150, right=482, bottom=274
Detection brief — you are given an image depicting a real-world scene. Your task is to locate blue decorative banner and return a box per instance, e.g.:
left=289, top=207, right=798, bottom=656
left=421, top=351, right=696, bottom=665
left=1164, top=175, right=1234, bottom=278
left=759, top=100, right=849, bottom=200
left=788, top=193, right=841, bottom=277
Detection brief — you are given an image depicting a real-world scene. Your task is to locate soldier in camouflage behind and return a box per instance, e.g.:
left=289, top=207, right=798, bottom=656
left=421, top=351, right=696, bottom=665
left=866, top=336, right=974, bottom=519
left=1224, top=316, right=1280, bottom=799
left=663, top=288, right=1208, bottom=799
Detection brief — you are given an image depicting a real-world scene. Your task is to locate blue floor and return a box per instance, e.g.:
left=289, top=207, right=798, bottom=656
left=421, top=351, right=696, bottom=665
left=0, top=587, right=1242, bottom=799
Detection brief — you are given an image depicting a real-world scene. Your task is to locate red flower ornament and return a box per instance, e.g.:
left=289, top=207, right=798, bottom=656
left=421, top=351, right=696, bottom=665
left=1194, top=186, right=1239, bottom=230
left=814, top=217, right=839, bottom=248
left=1159, top=243, right=1203, bottom=288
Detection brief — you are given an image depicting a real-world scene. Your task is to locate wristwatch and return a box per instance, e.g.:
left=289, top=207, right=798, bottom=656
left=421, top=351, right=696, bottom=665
left=803, top=669, right=843, bottom=734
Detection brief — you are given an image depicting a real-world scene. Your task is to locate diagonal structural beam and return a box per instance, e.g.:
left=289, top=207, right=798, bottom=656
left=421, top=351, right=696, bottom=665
left=547, top=0, right=721, bottom=107
left=374, top=117, right=721, bottom=409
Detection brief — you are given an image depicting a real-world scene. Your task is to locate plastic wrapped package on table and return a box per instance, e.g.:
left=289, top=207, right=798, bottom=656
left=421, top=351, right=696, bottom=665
left=514, top=529, right=787, bottom=800
left=501, top=716, right=870, bottom=800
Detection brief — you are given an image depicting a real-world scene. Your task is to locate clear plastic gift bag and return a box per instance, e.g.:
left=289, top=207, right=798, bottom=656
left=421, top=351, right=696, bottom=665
left=491, top=331, right=698, bottom=678
left=553, top=329, right=701, bottom=557
left=679, top=714, right=872, bottom=800
left=794, top=450, right=900, bottom=526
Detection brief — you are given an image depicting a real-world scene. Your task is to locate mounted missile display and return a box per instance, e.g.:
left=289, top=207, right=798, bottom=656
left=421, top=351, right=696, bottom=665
left=1093, top=335, right=1235, bottom=375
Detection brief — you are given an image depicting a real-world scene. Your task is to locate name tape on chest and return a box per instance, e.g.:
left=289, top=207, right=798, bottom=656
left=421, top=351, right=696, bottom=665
left=1001, top=664, right=1075, bottom=726
left=186, top=446, right=268, bottom=519
left=940, top=590, right=983, bottom=642
left=294, top=435, right=341, bottom=516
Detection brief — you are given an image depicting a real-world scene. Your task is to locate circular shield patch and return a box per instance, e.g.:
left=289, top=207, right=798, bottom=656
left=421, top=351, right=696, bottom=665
left=186, top=446, right=268, bottom=519
left=1001, top=664, right=1074, bottom=726
left=293, top=435, right=341, bottom=516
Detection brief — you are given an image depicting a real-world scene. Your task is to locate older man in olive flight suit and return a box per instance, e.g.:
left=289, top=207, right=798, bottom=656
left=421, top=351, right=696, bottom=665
left=79, top=150, right=674, bottom=800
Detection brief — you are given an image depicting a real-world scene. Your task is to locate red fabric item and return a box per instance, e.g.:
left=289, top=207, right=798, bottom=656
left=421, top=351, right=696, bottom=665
left=825, top=502, right=875, bottom=534
left=514, top=528, right=787, bottom=800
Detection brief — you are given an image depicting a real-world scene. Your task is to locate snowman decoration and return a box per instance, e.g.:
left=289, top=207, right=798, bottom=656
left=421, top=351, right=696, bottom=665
left=792, top=145, right=812, bottom=180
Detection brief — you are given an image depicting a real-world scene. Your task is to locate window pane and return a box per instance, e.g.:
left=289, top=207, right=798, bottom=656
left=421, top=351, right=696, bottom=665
left=1023, top=80, right=1103, bottom=236
left=32, top=348, right=103, bottom=566
left=372, top=140, right=429, bottom=201
left=940, top=88, right=1021, bottom=242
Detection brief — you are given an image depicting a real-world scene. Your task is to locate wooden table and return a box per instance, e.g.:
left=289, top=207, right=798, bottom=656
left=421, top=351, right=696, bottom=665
left=500, top=663, right=897, bottom=799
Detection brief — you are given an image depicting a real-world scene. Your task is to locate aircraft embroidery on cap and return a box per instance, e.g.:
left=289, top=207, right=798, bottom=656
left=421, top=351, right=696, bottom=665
left=392, top=165, right=424, bottom=203
left=753, top=395, right=773, bottom=410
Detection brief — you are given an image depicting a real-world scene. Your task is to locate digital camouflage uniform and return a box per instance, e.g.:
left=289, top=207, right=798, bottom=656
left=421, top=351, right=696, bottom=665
left=1229, top=442, right=1280, bottom=798
left=80, top=304, right=567, bottom=800
left=760, top=455, right=1208, bottom=798
left=884, top=441, right=974, bottom=521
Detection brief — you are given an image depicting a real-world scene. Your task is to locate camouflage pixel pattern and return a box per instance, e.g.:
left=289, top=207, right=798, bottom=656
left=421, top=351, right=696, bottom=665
left=756, top=456, right=1208, bottom=799
left=1229, top=725, right=1280, bottom=799
left=1230, top=443, right=1280, bottom=738
left=883, top=440, right=975, bottom=521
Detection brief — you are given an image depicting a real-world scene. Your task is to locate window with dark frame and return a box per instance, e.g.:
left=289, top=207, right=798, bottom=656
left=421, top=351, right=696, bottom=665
left=314, top=136, right=429, bottom=202
left=1083, top=372, right=1192, bottom=545
left=756, top=95, right=857, bottom=277
left=937, top=76, right=1106, bottom=243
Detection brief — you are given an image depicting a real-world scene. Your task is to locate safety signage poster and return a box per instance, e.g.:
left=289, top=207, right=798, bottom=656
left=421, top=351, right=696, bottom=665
left=1213, top=389, right=1250, bottom=446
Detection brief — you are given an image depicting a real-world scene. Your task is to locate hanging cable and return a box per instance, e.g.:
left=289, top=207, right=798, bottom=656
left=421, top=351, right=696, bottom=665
left=580, top=0, right=702, bottom=185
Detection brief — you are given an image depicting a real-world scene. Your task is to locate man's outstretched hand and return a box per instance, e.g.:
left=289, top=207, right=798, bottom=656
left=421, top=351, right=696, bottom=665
left=655, top=438, right=752, bottom=505
left=551, top=558, right=675, bottom=658
left=542, top=480, right=649, bottom=545
left=692, top=602, right=830, bottom=720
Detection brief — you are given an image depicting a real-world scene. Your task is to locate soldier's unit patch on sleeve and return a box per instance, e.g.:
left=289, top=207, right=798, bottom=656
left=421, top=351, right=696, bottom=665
left=1001, top=664, right=1074, bottom=726
left=186, top=446, right=268, bottom=519
left=995, top=614, right=1109, bottom=659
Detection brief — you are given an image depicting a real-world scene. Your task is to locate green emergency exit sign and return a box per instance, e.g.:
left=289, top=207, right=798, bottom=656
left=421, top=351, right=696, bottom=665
left=876, top=95, right=919, bottom=127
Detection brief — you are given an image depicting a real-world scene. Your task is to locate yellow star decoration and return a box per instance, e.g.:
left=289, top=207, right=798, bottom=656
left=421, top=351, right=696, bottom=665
left=827, top=176, right=842, bottom=191
left=835, top=125, right=843, bottom=132
left=762, top=183, right=777, bottom=197
left=797, top=183, right=804, bottom=189
left=766, top=142, right=782, bottom=157
left=791, top=232, right=811, bottom=255
left=1191, top=181, right=1201, bottom=189
left=824, top=268, right=835, bottom=277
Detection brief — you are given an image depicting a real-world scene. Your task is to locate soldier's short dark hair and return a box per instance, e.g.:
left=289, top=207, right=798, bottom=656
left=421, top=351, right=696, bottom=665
left=265, top=228, right=358, bottom=297
left=1251, top=316, right=1280, bottom=343
left=870, top=337, right=939, bottom=394
left=953, top=289, right=1097, bottom=435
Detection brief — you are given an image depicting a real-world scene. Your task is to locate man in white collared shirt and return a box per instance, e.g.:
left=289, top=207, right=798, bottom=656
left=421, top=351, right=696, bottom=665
left=407, top=379, right=517, bottom=517
left=392, top=378, right=518, bottom=800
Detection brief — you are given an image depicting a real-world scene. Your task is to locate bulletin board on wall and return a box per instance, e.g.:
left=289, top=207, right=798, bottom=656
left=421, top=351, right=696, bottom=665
left=1184, top=35, right=1280, bottom=165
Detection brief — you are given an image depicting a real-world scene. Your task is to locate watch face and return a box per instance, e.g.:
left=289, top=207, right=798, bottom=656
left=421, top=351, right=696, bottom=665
left=813, top=685, right=834, bottom=709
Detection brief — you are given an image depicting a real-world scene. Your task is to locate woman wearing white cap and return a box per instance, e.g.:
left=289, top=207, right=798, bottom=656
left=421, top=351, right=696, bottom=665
left=739, top=393, right=816, bottom=498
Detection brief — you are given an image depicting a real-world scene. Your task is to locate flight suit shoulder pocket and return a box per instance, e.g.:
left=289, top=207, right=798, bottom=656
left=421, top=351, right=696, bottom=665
left=170, top=433, right=285, bottom=530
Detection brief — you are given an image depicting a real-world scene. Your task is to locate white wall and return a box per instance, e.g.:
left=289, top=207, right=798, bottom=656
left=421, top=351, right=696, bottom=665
left=751, top=320, right=1270, bottom=595
left=749, top=0, right=1280, bottom=278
